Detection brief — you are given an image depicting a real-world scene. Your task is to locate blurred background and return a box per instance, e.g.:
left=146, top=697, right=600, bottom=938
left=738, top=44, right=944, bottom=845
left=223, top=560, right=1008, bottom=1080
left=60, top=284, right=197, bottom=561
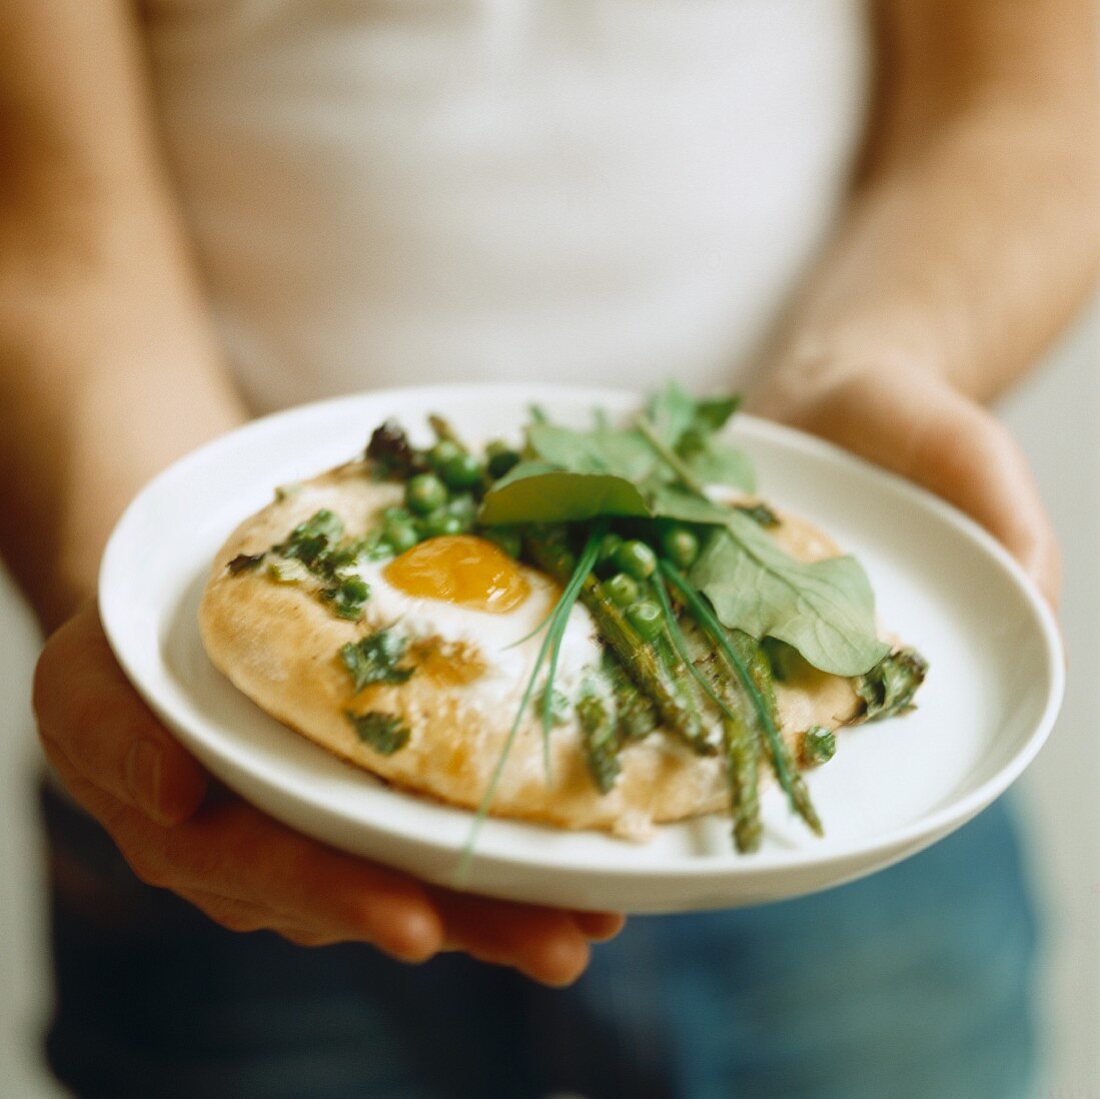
left=0, top=297, right=1096, bottom=1097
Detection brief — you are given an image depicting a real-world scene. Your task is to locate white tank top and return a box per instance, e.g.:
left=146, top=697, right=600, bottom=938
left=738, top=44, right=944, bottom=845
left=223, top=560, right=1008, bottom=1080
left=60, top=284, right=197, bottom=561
left=140, top=1, right=868, bottom=413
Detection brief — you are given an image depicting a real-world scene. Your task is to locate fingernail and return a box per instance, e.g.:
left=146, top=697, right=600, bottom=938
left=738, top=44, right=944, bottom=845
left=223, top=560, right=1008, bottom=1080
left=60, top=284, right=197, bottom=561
left=126, top=740, right=165, bottom=822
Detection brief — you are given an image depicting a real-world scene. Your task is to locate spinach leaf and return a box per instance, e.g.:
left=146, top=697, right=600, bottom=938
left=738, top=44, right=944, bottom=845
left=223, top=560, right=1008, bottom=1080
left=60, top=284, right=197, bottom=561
left=340, top=630, right=415, bottom=690
left=345, top=711, right=410, bottom=755
left=479, top=469, right=650, bottom=526
left=526, top=424, right=656, bottom=481
left=677, top=435, right=755, bottom=492
left=689, top=515, right=890, bottom=677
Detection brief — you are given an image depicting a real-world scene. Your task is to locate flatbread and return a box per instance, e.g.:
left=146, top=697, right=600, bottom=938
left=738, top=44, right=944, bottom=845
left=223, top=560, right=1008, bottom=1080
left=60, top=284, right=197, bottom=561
left=199, top=462, right=867, bottom=839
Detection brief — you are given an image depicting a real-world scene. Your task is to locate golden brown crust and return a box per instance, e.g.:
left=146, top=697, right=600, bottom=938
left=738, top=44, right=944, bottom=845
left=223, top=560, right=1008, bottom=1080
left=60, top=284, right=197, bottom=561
left=199, top=464, right=864, bottom=839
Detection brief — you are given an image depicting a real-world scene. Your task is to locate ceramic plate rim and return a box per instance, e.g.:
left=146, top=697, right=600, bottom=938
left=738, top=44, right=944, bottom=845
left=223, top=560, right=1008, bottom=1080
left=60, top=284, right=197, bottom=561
left=99, top=383, right=1065, bottom=887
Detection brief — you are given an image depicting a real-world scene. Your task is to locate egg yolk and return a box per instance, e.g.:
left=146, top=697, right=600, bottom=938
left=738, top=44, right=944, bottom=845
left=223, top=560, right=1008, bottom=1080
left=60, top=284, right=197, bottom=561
left=383, top=534, right=530, bottom=613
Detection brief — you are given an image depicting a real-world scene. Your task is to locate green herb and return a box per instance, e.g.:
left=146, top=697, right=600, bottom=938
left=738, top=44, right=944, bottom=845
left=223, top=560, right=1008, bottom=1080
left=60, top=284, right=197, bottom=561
left=346, top=710, right=410, bottom=755
left=340, top=630, right=416, bottom=691
left=689, top=517, right=889, bottom=677
left=227, top=552, right=265, bottom=575
left=321, top=575, right=371, bottom=620
left=800, top=726, right=836, bottom=766
left=274, top=509, right=344, bottom=563
left=478, top=382, right=753, bottom=526
left=855, top=649, right=928, bottom=722
left=479, top=465, right=651, bottom=526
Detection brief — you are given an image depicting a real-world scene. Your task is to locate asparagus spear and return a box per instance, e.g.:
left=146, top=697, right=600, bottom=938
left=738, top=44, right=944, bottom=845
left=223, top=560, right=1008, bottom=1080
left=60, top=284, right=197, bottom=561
left=854, top=648, right=928, bottom=722
left=651, top=578, right=762, bottom=851
left=603, top=653, right=659, bottom=742
left=723, top=714, right=763, bottom=852
left=523, top=529, right=711, bottom=753
left=575, top=681, right=620, bottom=794
left=660, top=561, right=823, bottom=837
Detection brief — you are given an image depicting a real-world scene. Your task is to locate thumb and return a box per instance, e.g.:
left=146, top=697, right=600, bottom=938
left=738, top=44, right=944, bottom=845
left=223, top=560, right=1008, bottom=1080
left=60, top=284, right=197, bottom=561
left=751, top=367, right=1062, bottom=609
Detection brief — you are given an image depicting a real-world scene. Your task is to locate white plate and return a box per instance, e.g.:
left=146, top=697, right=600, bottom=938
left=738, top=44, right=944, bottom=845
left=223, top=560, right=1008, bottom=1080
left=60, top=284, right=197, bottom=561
left=100, top=385, right=1064, bottom=913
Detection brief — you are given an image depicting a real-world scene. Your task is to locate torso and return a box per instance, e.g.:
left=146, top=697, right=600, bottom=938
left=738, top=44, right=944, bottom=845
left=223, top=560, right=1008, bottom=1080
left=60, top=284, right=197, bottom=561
left=140, top=0, right=869, bottom=411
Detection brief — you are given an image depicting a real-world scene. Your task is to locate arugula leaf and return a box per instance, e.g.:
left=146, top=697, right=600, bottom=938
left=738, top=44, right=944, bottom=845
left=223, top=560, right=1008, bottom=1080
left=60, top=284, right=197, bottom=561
left=345, top=710, right=410, bottom=755
left=479, top=386, right=753, bottom=523
left=526, top=424, right=656, bottom=481
left=689, top=515, right=890, bottom=677
left=644, top=383, right=750, bottom=489
left=677, top=435, right=755, bottom=492
left=479, top=469, right=650, bottom=526
left=646, top=382, right=698, bottom=445
left=340, top=630, right=415, bottom=690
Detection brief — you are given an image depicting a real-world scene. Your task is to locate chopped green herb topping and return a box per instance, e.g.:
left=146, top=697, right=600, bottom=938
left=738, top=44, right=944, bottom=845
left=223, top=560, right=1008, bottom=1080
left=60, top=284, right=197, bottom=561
left=340, top=630, right=415, bottom=691
left=227, top=552, right=265, bottom=575
left=322, top=576, right=371, bottom=620
left=346, top=710, right=410, bottom=755
left=273, top=509, right=344, bottom=568
left=800, top=726, right=836, bottom=766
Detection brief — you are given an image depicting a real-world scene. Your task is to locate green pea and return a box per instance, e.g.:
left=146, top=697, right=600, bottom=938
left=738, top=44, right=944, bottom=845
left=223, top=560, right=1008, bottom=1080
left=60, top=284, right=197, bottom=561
left=381, top=505, right=411, bottom=523
left=428, top=439, right=463, bottom=471
left=602, top=573, right=640, bottom=607
left=419, top=510, right=464, bottom=538
left=446, top=494, right=478, bottom=528
left=482, top=527, right=522, bottom=558
left=486, top=441, right=521, bottom=480
left=383, top=519, right=419, bottom=554
left=614, top=539, right=657, bottom=581
left=405, top=473, right=447, bottom=515
left=439, top=452, right=483, bottom=490
left=660, top=526, right=699, bottom=569
left=595, top=533, right=623, bottom=575
left=625, top=600, right=663, bottom=641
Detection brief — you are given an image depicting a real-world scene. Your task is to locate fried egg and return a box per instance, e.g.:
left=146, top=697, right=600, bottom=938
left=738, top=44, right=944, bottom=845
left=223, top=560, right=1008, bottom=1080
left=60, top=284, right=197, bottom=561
left=356, top=534, right=604, bottom=706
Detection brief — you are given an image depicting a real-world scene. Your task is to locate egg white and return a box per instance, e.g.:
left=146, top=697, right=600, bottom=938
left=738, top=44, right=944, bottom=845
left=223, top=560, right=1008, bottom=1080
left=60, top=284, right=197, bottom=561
left=355, top=557, right=605, bottom=705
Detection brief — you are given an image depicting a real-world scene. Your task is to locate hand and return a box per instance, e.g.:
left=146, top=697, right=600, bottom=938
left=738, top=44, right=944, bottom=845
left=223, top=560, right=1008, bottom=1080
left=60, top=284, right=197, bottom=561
left=749, top=363, right=1061, bottom=608
left=34, top=603, right=624, bottom=985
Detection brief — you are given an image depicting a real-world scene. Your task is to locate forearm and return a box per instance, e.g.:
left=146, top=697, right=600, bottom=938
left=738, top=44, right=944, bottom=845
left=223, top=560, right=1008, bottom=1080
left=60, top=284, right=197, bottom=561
left=0, top=236, right=247, bottom=632
left=0, top=1, right=249, bottom=632
left=757, top=1, right=1100, bottom=406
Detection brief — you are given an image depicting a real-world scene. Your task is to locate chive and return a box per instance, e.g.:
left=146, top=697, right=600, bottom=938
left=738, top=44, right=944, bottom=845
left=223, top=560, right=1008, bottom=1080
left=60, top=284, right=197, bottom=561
left=454, top=523, right=605, bottom=887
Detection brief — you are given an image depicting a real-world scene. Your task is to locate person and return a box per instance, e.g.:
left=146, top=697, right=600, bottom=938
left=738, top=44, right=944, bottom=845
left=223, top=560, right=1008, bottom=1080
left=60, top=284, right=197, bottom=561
left=4, top=0, right=1096, bottom=1094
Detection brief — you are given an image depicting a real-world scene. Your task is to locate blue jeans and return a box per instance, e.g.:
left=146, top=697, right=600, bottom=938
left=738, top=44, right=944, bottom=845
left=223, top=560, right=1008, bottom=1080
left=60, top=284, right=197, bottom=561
left=42, top=790, right=1037, bottom=1098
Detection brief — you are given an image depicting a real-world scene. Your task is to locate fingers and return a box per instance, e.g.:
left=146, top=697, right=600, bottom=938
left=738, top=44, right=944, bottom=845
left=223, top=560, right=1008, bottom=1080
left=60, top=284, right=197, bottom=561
left=33, top=603, right=616, bottom=982
left=752, top=367, right=1062, bottom=608
left=432, top=889, right=593, bottom=987
left=572, top=910, right=627, bottom=941
left=112, top=795, right=446, bottom=961
left=34, top=603, right=208, bottom=825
